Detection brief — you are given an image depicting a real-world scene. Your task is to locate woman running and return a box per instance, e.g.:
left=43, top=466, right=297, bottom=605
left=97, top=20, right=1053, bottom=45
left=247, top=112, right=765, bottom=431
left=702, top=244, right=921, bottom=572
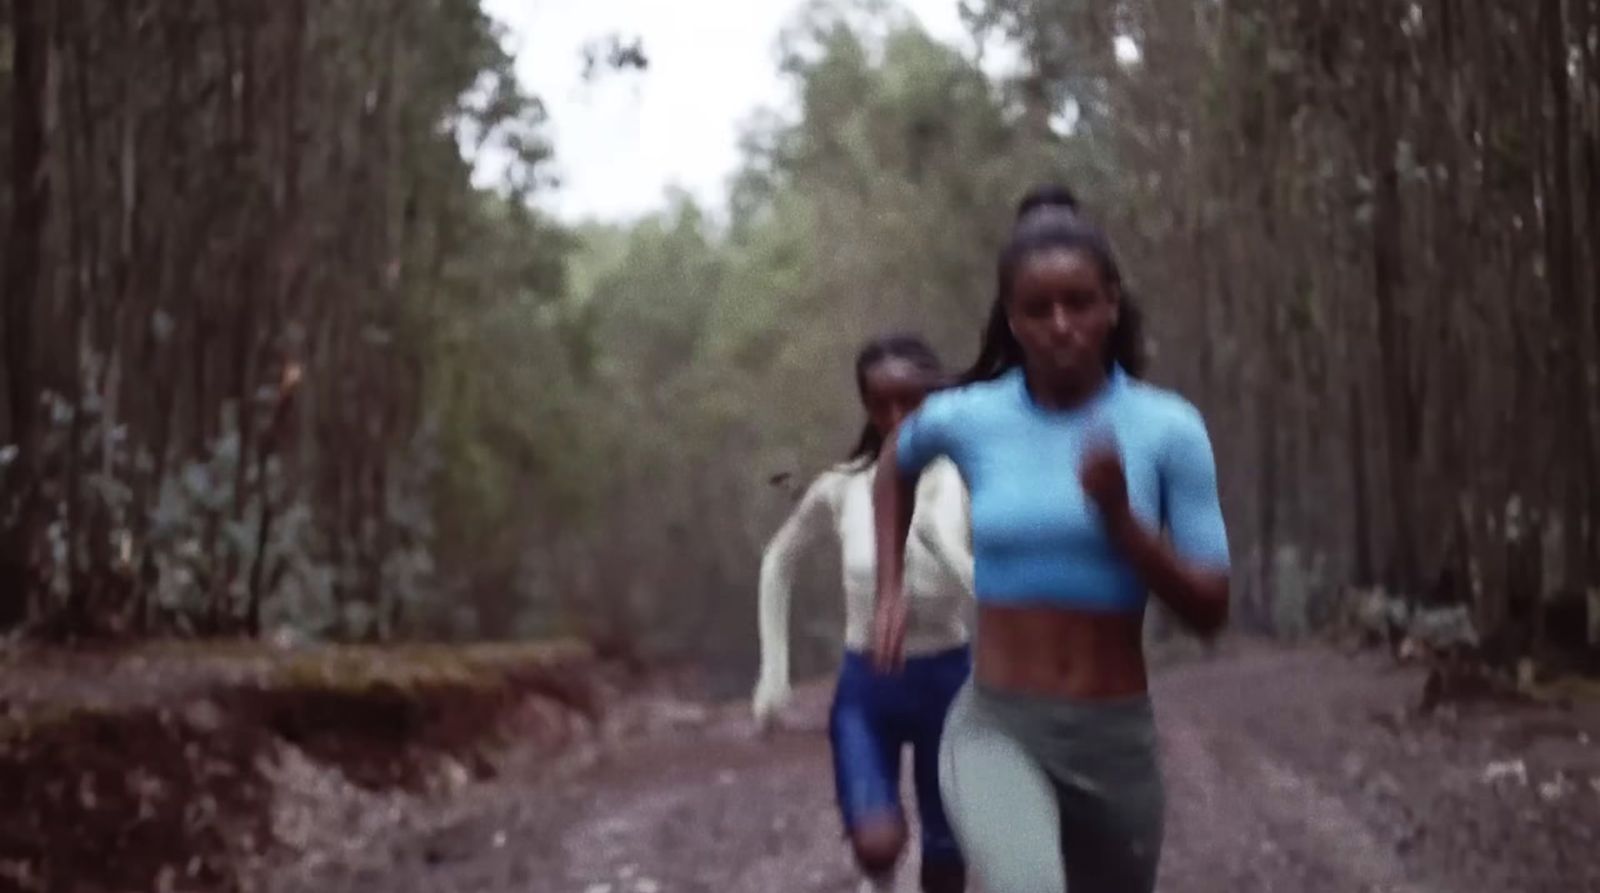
left=873, top=196, right=1230, bottom=893
left=754, top=333, right=973, bottom=893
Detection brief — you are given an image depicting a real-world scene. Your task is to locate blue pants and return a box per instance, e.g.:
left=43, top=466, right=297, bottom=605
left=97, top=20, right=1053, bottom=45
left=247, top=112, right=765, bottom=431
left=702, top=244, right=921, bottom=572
left=829, top=645, right=971, bottom=871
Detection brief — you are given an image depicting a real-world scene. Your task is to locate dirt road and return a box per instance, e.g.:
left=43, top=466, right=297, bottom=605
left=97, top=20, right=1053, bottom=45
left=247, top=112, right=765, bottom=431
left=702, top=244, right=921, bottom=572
left=271, top=645, right=1600, bottom=893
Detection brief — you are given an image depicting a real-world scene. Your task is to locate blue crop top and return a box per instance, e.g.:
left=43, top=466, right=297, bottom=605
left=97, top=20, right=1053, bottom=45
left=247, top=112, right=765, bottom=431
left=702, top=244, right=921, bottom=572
left=895, top=365, right=1229, bottom=612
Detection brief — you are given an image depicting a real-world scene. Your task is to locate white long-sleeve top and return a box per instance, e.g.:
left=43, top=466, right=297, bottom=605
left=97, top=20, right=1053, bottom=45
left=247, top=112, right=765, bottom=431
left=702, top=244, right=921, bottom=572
left=753, top=457, right=974, bottom=719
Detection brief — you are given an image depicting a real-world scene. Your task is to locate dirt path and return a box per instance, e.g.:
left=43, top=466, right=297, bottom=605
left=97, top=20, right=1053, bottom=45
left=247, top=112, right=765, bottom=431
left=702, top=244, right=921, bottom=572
left=270, top=645, right=1600, bottom=893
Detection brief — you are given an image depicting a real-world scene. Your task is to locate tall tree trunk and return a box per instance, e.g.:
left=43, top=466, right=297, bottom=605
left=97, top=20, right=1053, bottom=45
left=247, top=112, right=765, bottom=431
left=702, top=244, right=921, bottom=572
left=1589, top=123, right=1600, bottom=583
left=1541, top=0, right=1587, bottom=597
left=1367, top=48, right=1421, bottom=595
left=1348, top=378, right=1376, bottom=585
left=1, top=0, right=54, bottom=628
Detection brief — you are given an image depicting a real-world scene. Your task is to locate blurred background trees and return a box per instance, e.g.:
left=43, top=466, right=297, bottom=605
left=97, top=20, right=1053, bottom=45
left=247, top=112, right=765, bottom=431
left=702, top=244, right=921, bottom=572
left=2, top=0, right=1595, bottom=685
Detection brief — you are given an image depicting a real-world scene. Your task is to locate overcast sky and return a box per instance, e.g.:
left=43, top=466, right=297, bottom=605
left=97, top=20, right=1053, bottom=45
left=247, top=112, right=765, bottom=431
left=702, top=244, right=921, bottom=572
left=480, top=0, right=977, bottom=223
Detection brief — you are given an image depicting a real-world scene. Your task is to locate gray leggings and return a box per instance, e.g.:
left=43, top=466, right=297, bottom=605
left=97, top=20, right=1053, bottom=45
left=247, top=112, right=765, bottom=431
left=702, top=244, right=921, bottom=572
left=937, top=682, right=1164, bottom=893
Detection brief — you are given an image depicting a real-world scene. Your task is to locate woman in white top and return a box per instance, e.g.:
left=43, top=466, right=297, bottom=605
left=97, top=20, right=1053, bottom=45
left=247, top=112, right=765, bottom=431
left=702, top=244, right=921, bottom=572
left=754, top=334, right=974, bottom=893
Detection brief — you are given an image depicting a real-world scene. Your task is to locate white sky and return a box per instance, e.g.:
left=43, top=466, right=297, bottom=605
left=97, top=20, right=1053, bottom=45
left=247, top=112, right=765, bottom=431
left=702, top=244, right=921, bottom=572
left=480, top=0, right=978, bottom=223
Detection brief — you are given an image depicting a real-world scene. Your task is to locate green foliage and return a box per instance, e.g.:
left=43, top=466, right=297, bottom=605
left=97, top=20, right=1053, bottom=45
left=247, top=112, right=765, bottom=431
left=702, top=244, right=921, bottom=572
left=497, top=6, right=1101, bottom=670
left=0, top=0, right=574, bottom=642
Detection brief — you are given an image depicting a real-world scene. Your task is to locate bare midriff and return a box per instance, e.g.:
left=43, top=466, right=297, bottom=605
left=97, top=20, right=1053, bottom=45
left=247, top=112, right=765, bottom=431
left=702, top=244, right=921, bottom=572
left=974, top=602, right=1148, bottom=699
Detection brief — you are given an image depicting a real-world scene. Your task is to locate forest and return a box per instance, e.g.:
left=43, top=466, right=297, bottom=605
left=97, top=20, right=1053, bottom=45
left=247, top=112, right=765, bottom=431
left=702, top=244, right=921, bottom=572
left=2, top=0, right=1597, bottom=687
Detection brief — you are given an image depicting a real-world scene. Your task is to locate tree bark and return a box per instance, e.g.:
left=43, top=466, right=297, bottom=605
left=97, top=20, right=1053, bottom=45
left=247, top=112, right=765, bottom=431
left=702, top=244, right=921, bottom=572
left=1366, top=32, right=1421, bottom=596
left=1, top=0, right=54, bottom=628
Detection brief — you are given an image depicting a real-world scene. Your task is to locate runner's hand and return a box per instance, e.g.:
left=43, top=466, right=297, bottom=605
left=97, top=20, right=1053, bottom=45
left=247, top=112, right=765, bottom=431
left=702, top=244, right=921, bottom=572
left=1080, top=438, right=1130, bottom=519
left=751, top=678, right=789, bottom=735
left=871, top=591, right=908, bottom=674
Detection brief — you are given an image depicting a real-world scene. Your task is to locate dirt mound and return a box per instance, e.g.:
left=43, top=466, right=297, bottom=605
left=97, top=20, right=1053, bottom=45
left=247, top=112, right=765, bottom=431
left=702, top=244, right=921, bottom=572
left=0, top=642, right=604, bottom=893
left=0, top=704, right=271, bottom=892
